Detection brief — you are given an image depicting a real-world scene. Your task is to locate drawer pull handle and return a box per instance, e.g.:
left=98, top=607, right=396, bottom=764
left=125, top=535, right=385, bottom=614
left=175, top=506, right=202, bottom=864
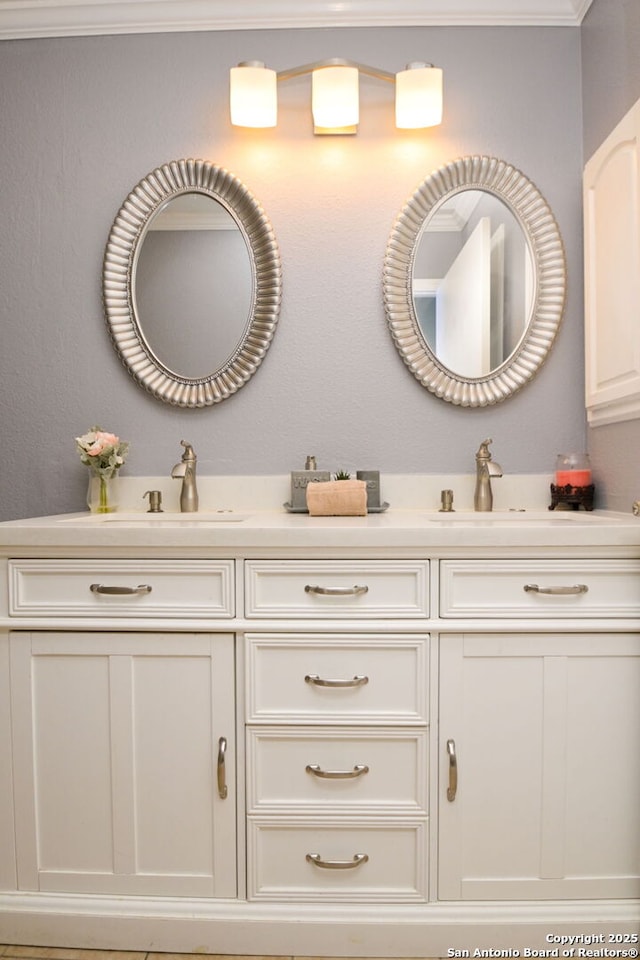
left=524, top=583, right=588, bottom=596
left=306, top=853, right=369, bottom=870
left=90, top=583, right=152, bottom=596
left=305, top=674, right=369, bottom=688
left=446, top=738, right=457, bottom=802
left=305, top=584, right=369, bottom=596
left=306, top=763, right=369, bottom=780
left=217, top=736, right=228, bottom=799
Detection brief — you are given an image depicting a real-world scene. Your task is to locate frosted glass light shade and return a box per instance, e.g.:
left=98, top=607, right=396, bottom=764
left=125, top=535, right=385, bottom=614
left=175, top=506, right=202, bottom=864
left=312, top=66, right=359, bottom=132
left=395, top=62, right=443, bottom=128
left=230, top=61, right=277, bottom=128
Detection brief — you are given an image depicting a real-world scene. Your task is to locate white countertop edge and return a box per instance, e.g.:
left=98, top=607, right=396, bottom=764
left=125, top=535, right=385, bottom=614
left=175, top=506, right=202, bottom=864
left=0, top=507, right=638, bottom=551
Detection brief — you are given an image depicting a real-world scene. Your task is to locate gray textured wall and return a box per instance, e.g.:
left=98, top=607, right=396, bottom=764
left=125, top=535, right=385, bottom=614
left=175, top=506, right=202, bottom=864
left=0, top=25, right=584, bottom=521
left=582, top=0, right=640, bottom=512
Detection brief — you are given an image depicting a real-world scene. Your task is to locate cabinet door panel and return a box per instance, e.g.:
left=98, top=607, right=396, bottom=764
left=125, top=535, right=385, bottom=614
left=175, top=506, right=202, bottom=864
left=0, top=633, right=16, bottom=890
left=584, top=95, right=640, bottom=425
left=32, top=654, right=114, bottom=874
left=439, top=633, right=640, bottom=900
left=564, top=655, right=640, bottom=879
left=10, top=632, right=236, bottom=898
left=129, top=655, right=216, bottom=876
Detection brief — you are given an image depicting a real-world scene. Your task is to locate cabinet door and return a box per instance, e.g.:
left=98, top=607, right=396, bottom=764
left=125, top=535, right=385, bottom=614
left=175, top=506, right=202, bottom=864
left=439, top=632, right=640, bottom=900
left=584, top=95, right=640, bottom=425
left=10, top=631, right=236, bottom=897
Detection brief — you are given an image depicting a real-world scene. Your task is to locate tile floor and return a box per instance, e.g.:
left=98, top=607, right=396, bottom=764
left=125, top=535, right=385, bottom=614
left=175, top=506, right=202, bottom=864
left=0, top=949, right=439, bottom=960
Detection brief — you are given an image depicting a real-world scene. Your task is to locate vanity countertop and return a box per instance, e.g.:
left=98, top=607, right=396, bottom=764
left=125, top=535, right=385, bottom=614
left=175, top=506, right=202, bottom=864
left=1, top=475, right=638, bottom=554
left=0, top=507, right=639, bottom=554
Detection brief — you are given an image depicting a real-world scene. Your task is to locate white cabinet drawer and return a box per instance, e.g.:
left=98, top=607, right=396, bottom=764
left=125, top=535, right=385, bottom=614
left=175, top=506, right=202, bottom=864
left=440, top=560, right=640, bottom=618
left=244, top=560, right=429, bottom=618
left=9, top=559, right=234, bottom=618
left=245, top=634, right=428, bottom=724
left=247, top=727, right=428, bottom=814
left=247, top=818, right=428, bottom=901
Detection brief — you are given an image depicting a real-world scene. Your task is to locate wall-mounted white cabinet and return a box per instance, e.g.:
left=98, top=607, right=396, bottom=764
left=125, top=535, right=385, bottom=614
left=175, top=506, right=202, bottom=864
left=584, top=95, right=640, bottom=425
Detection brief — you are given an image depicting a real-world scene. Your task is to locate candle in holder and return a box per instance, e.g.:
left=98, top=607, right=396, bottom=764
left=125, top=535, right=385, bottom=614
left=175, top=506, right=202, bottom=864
left=555, top=453, right=592, bottom=487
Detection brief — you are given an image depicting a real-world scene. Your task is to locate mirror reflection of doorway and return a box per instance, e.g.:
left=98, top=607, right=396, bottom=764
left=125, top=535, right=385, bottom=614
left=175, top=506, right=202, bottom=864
left=412, top=189, right=533, bottom=378
left=414, top=216, right=493, bottom=377
left=435, top=216, right=492, bottom=377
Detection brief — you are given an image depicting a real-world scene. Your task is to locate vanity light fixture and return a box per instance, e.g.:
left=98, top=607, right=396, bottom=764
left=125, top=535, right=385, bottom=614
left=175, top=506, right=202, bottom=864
left=229, top=60, right=278, bottom=128
left=229, top=58, right=443, bottom=134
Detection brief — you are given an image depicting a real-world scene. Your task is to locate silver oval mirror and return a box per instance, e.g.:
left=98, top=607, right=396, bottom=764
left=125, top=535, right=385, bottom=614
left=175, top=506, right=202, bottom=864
left=383, top=156, right=566, bottom=406
left=103, top=159, right=282, bottom=407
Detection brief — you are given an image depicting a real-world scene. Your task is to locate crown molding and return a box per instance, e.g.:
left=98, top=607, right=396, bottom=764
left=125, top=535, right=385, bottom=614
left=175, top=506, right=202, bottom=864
left=0, top=0, right=594, bottom=41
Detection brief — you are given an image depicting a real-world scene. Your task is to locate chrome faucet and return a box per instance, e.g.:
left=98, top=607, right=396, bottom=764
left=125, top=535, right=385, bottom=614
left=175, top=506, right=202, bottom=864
left=474, top=438, right=503, bottom=512
left=171, top=440, right=199, bottom=512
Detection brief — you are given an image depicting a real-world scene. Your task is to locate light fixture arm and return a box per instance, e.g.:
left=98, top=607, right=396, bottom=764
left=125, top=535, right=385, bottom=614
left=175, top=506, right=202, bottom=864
left=276, top=58, right=395, bottom=84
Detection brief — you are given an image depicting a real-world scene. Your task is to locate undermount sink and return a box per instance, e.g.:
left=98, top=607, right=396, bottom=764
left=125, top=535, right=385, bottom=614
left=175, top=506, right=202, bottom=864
left=425, top=510, right=608, bottom=524
left=64, top=512, right=250, bottom=524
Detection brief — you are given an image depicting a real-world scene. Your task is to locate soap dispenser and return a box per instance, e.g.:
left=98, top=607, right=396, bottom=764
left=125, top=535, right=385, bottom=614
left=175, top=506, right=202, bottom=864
left=289, top=456, right=330, bottom=511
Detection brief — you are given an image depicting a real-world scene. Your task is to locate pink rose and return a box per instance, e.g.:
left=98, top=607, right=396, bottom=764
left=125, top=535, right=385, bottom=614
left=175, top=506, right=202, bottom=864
left=87, top=432, right=119, bottom=456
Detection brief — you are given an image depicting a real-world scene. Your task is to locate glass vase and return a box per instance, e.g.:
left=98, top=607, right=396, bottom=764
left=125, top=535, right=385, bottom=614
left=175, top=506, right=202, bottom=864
left=87, top=473, right=119, bottom=513
left=554, top=453, right=592, bottom=488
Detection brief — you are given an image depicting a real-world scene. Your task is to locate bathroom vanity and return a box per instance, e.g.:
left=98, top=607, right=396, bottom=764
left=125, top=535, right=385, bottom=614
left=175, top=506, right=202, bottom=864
left=0, top=496, right=639, bottom=954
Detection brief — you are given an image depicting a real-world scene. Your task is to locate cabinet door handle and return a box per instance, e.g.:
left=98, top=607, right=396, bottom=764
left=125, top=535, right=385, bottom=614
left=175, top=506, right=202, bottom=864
left=306, top=763, right=369, bottom=780
left=524, top=583, right=588, bottom=596
left=306, top=853, right=369, bottom=870
left=217, top=736, right=228, bottom=799
left=305, top=584, right=369, bottom=596
left=305, top=673, right=369, bottom=688
left=90, top=583, right=152, bottom=596
left=446, top=738, right=458, bottom=802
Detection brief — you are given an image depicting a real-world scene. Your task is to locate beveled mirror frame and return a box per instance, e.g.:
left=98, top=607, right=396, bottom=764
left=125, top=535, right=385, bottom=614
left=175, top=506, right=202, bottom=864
left=383, top=155, right=566, bottom=406
left=103, top=159, right=282, bottom=408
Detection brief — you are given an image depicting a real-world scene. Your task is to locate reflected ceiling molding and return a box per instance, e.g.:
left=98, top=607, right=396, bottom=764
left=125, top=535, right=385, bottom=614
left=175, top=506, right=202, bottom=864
left=148, top=195, right=238, bottom=231
left=0, top=0, right=594, bottom=40
left=427, top=191, right=483, bottom=231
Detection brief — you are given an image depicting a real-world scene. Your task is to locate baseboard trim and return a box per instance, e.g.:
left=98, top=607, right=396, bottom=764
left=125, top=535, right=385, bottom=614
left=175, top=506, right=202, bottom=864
left=0, top=892, right=638, bottom=956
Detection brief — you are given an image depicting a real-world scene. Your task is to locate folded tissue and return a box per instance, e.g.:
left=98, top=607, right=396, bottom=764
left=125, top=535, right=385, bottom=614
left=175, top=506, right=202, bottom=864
left=306, top=479, right=368, bottom=516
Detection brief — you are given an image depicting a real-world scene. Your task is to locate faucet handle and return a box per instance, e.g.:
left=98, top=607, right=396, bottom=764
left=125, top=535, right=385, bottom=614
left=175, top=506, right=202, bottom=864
left=179, top=440, right=197, bottom=460
left=476, top=438, right=493, bottom=459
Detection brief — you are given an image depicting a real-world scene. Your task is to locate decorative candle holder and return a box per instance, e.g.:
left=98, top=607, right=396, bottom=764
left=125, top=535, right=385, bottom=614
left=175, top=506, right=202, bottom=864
left=549, top=453, right=594, bottom=511
left=549, top=483, right=595, bottom=511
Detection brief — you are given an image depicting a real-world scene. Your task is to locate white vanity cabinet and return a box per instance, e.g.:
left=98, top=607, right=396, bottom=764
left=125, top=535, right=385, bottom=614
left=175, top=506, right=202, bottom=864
left=243, top=560, right=430, bottom=902
left=6, top=559, right=237, bottom=899
left=438, top=560, right=640, bottom=902
left=0, top=515, right=639, bottom=953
